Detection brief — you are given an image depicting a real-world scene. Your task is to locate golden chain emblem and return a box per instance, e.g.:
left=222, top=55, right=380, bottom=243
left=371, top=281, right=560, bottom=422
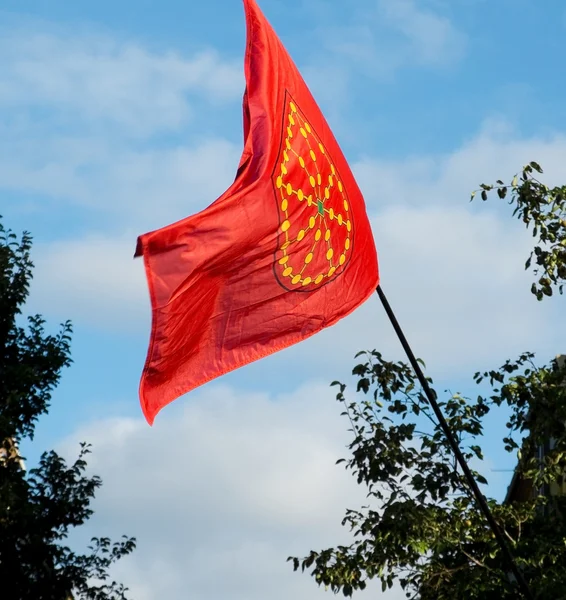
left=273, top=96, right=353, bottom=291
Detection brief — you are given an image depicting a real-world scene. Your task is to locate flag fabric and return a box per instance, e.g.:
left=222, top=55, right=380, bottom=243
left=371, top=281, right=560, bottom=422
left=135, top=0, right=379, bottom=424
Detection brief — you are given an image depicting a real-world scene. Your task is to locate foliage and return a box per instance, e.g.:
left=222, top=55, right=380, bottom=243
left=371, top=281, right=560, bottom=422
left=0, top=219, right=136, bottom=600
left=289, top=164, right=566, bottom=599
left=472, top=161, right=566, bottom=299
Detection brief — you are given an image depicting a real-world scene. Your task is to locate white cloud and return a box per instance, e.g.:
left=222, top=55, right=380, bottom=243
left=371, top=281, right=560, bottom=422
left=290, top=210, right=561, bottom=382
left=0, top=26, right=245, bottom=229
left=29, top=234, right=149, bottom=330
left=297, top=123, right=566, bottom=377
left=377, top=0, right=467, bottom=67
left=0, top=32, right=243, bottom=136
left=1, top=135, right=242, bottom=228
left=58, top=383, right=406, bottom=599
left=0, top=8, right=465, bottom=231
left=355, top=119, right=566, bottom=210
left=313, top=0, right=467, bottom=80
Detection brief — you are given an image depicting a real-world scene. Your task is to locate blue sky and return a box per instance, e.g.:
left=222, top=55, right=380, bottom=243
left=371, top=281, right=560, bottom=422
left=2, top=0, right=566, bottom=598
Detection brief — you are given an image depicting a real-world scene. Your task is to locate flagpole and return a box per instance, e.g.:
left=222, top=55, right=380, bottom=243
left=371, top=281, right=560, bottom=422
left=375, top=285, right=534, bottom=600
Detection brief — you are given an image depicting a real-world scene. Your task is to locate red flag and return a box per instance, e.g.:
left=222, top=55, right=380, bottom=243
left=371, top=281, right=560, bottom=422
left=135, top=0, right=379, bottom=424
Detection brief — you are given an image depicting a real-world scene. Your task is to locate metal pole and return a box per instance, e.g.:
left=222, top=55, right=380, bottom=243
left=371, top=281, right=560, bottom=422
left=376, top=285, right=534, bottom=600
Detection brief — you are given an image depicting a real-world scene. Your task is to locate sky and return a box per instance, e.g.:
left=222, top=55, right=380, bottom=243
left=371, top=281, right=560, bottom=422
left=2, top=0, right=566, bottom=598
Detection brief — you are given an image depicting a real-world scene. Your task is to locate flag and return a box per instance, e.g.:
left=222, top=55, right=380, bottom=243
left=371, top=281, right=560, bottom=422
left=135, top=0, right=379, bottom=424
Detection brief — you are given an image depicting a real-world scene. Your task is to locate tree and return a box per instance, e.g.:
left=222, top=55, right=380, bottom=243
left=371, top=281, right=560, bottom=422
left=290, top=163, right=566, bottom=599
left=0, top=220, right=136, bottom=600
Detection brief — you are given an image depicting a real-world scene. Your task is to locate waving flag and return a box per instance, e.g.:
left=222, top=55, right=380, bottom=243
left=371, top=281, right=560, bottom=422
left=135, top=0, right=379, bottom=424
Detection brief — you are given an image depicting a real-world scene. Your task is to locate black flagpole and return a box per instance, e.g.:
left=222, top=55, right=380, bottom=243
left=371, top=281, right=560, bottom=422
left=376, top=285, right=534, bottom=600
